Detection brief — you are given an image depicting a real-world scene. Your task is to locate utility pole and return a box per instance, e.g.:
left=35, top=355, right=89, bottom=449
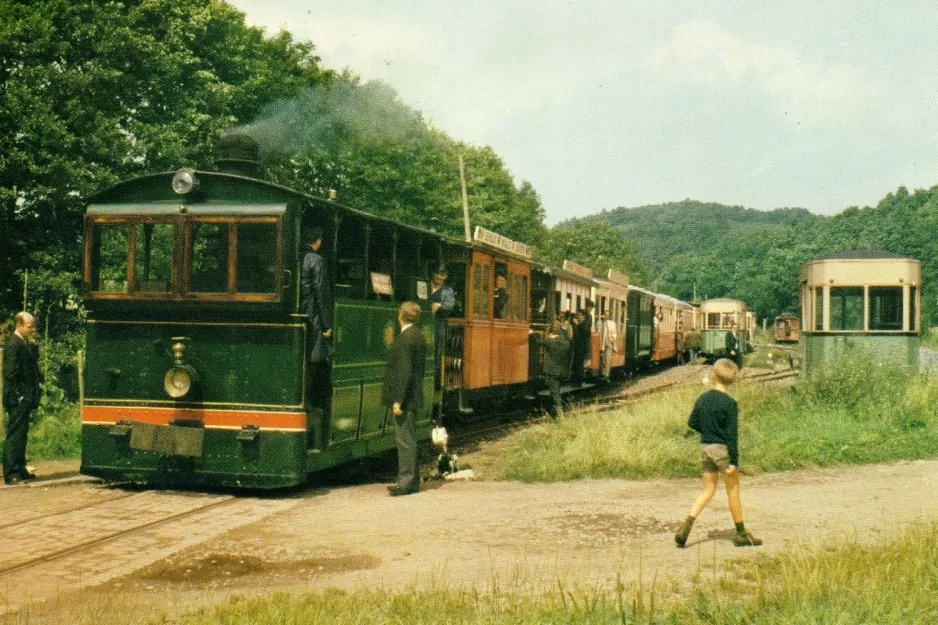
left=458, top=154, right=471, bottom=243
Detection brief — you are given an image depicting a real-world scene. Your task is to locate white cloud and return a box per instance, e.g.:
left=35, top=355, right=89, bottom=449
left=646, top=21, right=894, bottom=127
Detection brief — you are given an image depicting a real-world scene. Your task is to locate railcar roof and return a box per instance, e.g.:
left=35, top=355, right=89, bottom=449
left=89, top=169, right=472, bottom=249
left=821, top=250, right=912, bottom=260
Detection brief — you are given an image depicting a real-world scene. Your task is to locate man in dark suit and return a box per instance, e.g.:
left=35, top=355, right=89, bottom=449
left=301, top=226, right=334, bottom=446
left=571, top=310, right=590, bottom=386
left=725, top=324, right=743, bottom=369
left=382, top=301, right=427, bottom=496
left=536, top=316, right=571, bottom=419
left=3, top=312, right=41, bottom=484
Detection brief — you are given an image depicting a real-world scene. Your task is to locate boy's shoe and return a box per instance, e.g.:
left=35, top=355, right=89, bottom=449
left=732, top=530, right=762, bottom=547
left=674, top=517, right=694, bottom=548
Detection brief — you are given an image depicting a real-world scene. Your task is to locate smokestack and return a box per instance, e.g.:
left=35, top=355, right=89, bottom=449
left=215, top=133, right=264, bottom=179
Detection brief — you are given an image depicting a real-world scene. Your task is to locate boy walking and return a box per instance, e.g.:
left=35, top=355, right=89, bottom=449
left=675, top=358, right=761, bottom=548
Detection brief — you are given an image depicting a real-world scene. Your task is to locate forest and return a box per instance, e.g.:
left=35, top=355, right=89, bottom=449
left=2, top=0, right=936, bottom=345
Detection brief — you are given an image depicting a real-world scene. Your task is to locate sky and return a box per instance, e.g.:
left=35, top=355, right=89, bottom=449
left=227, top=1, right=938, bottom=224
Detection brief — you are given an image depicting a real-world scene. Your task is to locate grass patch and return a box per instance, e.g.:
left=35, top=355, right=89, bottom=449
left=178, top=522, right=938, bottom=624
left=470, top=353, right=938, bottom=481
left=0, top=401, right=81, bottom=460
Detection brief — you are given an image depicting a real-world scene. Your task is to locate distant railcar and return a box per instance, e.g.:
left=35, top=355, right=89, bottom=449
left=699, top=298, right=749, bottom=359
left=774, top=314, right=800, bottom=343
left=799, top=251, right=920, bottom=374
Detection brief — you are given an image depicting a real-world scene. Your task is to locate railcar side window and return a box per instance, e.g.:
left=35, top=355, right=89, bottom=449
left=707, top=313, right=720, bottom=329
left=814, top=288, right=824, bottom=331
left=472, top=264, right=483, bottom=318
left=830, top=287, right=863, bottom=331
left=493, top=263, right=509, bottom=320
left=92, top=223, right=130, bottom=292
left=869, top=287, right=902, bottom=331
left=236, top=222, right=278, bottom=293
left=134, top=223, right=174, bottom=293
left=189, top=222, right=231, bottom=293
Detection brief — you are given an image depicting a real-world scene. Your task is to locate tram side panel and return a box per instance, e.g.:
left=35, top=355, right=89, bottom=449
left=323, top=300, right=435, bottom=470
left=81, top=319, right=308, bottom=489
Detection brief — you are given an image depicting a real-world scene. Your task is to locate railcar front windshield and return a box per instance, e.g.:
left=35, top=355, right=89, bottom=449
left=85, top=214, right=282, bottom=301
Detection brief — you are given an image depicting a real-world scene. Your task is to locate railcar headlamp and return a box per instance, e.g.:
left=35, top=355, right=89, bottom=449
left=164, top=365, right=196, bottom=399
left=171, top=168, right=198, bottom=195
left=163, top=337, right=199, bottom=399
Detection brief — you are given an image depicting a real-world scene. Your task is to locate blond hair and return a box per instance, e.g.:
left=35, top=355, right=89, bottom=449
left=399, top=301, right=421, bottom=324
left=712, top=358, right=738, bottom=386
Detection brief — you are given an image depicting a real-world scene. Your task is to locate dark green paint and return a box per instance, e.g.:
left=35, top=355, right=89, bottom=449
left=85, top=322, right=305, bottom=407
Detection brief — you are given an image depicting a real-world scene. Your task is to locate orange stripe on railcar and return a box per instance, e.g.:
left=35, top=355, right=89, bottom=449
left=82, top=405, right=306, bottom=431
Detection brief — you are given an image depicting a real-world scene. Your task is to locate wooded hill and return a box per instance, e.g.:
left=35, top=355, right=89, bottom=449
left=572, top=189, right=938, bottom=327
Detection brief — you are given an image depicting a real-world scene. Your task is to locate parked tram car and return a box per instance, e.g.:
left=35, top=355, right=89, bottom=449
left=774, top=314, right=800, bottom=343
left=799, top=251, right=920, bottom=375
left=79, top=135, right=692, bottom=489
left=698, top=298, right=750, bottom=360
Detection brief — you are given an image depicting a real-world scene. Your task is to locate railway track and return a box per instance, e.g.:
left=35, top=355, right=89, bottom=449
left=0, top=490, right=239, bottom=579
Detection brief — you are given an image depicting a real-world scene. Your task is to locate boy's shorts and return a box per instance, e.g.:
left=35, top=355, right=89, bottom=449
left=700, top=443, right=730, bottom=473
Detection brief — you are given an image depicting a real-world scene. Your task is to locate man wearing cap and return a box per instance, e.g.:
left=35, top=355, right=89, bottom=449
left=301, top=226, right=334, bottom=446
left=429, top=267, right=455, bottom=388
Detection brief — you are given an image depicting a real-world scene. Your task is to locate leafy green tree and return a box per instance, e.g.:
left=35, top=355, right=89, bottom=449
left=0, top=0, right=328, bottom=316
left=542, top=220, right=647, bottom=284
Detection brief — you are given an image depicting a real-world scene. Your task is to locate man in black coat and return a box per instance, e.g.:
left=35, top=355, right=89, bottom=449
left=725, top=324, right=743, bottom=369
left=3, top=312, right=41, bottom=484
left=536, top=316, right=571, bottom=419
left=301, top=226, right=334, bottom=445
left=382, top=301, right=427, bottom=496
left=571, top=310, right=590, bottom=386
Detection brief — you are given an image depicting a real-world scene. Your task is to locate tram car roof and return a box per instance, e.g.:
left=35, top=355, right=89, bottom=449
left=699, top=298, right=748, bottom=312
left=87, top=168, right=477, bottom=254
left=800, top=250, right=920, bottom=287
left=533, top=261, right=597, bottom=286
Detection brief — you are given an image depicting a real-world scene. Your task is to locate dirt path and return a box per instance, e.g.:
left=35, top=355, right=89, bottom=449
left=16, top=457, right=937, bottom=623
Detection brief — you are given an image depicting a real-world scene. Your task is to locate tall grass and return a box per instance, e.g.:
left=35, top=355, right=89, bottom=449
left=470, top=355, right=938, bottom=481
left=178, top=522, right=938, bottom=624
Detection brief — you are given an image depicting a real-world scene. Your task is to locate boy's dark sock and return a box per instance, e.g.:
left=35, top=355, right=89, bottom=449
left=675, top=515, right=696, bottom=548
left=735, top=521, right=746, bottom=535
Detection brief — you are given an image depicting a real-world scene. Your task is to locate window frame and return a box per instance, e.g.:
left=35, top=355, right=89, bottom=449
left=84, top=212, right=283, bottom=302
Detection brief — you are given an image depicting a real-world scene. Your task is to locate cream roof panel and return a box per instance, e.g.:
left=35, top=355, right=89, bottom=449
left=800, top=258, right=920, bottom=286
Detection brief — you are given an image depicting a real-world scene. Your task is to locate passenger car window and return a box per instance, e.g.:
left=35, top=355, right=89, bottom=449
left=830, top=287, right=863, bottom=330
left=869, top=287, right=902, bottom=331
left=93, top=223, right=129, bottom=293
left=134, top=223, right=174, bottom=293
left=236, top=222, right=278, bottom=293
left=189, top=222, right=230, bottom=293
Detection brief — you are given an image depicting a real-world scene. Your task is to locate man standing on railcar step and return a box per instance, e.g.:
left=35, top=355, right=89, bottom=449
left=3, top=312, right=42, bottom=485
left=301, top=226, right=334, bottom=446
left=429, top=266, right=455, bottom=389
left=535, top=316, right=571, bottom=419
left=382, top=301, right=427, bottom=496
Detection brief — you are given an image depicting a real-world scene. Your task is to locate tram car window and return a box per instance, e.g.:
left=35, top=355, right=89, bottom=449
left=869, top=287, right=902, bottom=330
left=134, top=223, right=174, bottom=293
left=830, top=287, right=863, bottom=331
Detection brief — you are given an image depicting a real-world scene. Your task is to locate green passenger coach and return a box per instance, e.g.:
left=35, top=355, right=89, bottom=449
left=80, top=135, right=450, bottom=488
left=799, top=251, right=921, bottom=375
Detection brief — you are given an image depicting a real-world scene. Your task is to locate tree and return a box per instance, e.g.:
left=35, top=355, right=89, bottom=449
left=542, top=220, right=647, bottom=284
left=0, top=0, right=328, bottom=317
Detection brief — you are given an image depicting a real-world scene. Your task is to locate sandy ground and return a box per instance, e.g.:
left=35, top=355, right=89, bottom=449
left=11, top=456, right=938, bottom=624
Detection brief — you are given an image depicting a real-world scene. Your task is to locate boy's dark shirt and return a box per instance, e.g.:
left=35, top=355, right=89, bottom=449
left=688, top=389, right=739, bottom=466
